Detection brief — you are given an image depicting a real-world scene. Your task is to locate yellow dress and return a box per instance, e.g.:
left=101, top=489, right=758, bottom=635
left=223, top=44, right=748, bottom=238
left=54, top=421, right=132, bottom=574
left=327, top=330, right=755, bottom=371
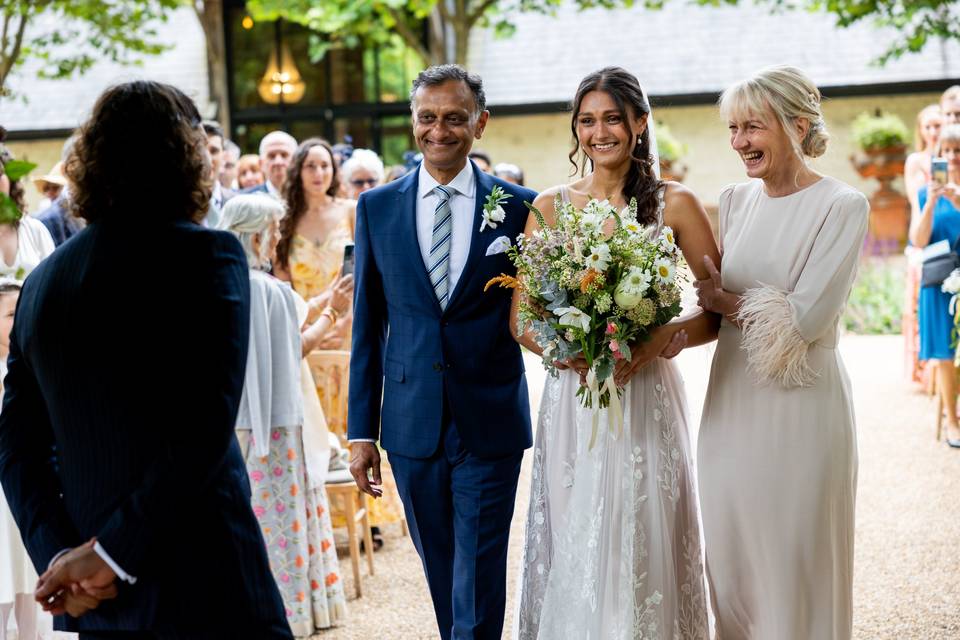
left=293, top=215, right=404, bottom=529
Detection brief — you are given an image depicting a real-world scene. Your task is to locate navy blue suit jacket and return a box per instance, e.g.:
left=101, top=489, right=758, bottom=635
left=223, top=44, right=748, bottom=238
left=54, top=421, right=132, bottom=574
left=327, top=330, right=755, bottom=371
left=35, top=196, right=82, bottom=247
left=0, top=219, right=291, bottom=636
left=348, top=163, right=535, bottom=459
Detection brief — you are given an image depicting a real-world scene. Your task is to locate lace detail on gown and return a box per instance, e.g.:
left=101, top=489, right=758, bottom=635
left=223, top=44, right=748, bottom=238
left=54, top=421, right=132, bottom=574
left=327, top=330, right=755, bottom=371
left=515, top=185, right=708, bottom=640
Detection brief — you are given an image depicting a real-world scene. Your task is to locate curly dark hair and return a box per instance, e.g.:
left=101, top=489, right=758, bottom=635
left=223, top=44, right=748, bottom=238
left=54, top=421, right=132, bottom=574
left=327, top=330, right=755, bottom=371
left=277, top=138, right=340, bottom=270
left=569, top=67, right=663, bottom=225
left=0, top=139, right=27, bottom=227
left=64, top=80, right=212, bottom=224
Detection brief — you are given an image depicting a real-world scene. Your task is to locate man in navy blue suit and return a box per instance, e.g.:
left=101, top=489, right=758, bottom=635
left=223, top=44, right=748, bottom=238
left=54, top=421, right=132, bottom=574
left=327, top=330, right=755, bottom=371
left=0, top=81, right=291, bottom=639
left=348, top=65, right=536, bottom=640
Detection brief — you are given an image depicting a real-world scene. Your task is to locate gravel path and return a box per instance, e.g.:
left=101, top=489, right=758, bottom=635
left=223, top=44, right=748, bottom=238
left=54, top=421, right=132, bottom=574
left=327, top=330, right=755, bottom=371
left=315, top=335, right=960, bottom=639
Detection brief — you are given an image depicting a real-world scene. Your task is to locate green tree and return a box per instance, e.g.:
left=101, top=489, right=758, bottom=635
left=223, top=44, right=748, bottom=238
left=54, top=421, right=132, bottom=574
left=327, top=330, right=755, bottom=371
left=700, top=0, right=959, bottom=65
left=0, top=0, right=182, bottom=101
left=248, top=0, right=648, bottom=67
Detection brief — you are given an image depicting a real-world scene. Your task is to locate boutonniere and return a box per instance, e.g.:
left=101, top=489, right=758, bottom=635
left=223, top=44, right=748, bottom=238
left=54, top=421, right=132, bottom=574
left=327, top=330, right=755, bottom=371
left=479, top=186, right=512, bottom=233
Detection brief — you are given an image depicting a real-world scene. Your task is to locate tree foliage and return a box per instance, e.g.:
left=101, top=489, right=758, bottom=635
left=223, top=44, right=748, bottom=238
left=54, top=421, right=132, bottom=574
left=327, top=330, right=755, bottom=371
left=0, top=0, right=181, bottom=100
left=698, top=0, right=960, bottom=65
left=248, top=0, right=656, bottom=67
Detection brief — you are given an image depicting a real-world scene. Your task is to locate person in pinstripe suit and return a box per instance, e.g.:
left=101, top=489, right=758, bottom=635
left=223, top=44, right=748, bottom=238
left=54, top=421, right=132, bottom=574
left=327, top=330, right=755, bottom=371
left=348, top=65, right=536, bottom=640
left=0, top=81, right=292, bottom=639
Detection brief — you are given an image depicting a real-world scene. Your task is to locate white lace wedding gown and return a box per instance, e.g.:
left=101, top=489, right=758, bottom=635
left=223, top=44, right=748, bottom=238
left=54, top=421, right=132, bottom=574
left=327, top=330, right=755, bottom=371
left=515, top=187, right=709, bottom=640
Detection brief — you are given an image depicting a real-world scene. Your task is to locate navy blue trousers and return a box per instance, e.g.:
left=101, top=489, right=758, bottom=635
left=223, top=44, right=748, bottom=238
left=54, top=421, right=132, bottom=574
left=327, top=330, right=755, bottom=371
left=388, top=419, right=523, bottom=640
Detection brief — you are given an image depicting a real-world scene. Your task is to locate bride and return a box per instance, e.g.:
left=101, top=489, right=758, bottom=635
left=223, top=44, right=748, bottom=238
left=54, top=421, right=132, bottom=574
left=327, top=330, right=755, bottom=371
left=512, top=67, right=719, bottom=639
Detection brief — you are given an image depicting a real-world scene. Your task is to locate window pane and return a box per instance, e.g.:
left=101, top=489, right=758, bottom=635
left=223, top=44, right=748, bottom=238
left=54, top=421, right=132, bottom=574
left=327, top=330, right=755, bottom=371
left=233, top=122, right=282, bottom=155
left=380, top=115, right=415, bottom=166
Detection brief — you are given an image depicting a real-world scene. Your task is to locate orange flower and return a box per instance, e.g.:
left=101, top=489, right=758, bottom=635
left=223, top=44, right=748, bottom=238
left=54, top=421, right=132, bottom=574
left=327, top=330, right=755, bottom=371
left=295, top=555, right=304, bottom=568
left=316, top=505, right=325, bottom=517
left=484, top=273, right=519, bottom=292
left=325, top=573, right=339, bottom=587
left=579, top=268, right=602, bottom=293
left=261, top=492, right=270, bottom=500
left=264, top=527, right=272, bottom=535
left=290, top=484, right=299, bottom=497
left=311, top=580, right=320, bottom=590
left=292, top=519, right=301, bottom=532
left=296, top=591, right=305, bottom=602
left=287, top=448, right=296, bottom=461
left=321, top=539, right=331, bottom=552
left=308, top=544, right=315, bottom=555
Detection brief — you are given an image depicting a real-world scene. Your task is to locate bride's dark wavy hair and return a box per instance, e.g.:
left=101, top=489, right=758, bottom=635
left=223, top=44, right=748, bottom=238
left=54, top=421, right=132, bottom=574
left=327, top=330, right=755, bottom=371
left=569, top=67, right=662, bottom=225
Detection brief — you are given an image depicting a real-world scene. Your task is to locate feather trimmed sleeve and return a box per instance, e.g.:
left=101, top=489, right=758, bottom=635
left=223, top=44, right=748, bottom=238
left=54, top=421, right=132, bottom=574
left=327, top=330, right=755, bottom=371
left=737, top=190, right=869, bottom=387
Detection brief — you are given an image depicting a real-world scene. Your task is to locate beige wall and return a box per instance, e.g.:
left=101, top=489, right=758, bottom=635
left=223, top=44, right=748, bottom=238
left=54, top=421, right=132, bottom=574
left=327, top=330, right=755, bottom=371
left=481, top=92, right=940, bottom=206
left=5, top=138, right=68, bottom=215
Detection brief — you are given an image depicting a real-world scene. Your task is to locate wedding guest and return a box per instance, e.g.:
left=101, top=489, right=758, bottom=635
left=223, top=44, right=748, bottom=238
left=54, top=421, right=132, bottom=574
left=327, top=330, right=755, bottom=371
left=36, top=137, right=84, bottom=247
left=274, top=138, right=355, bottom=351
left=247, top=131, right=298, bottom=198
left=493, top=161, right=524, bottom=186
left=695, top=66, right=869, bottom=639
left=942, top=86, right=960, bottom=125
left=341, top=149, right=384, bottom=200
left=912, top=124, right=960, bottom=447
left=202, top=120, right=235, bottom=228
left=903, top=105, right=942, bottom=385
left=385, top=164, right=408, bottom=183
left=220, top=194, right=349, bottom=636
left=221, top=139, right=241, bottom=190
left=0, top=80, right=292, bottom=637
left=467, top=148, right=492, bottom=172
left=0, top=140, right=55, bottom=277
left=31, top=162, right=66, bottom=213
left=238, top=153, right=266, bottom=190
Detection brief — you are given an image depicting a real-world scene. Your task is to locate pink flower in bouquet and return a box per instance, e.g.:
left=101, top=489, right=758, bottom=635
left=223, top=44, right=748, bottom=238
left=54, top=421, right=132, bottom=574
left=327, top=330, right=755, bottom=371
left=613, top=349, right=625, bottom=361
left=609, top=339, right=620, bottom=352
left=606, top=322, right=617, bottom=335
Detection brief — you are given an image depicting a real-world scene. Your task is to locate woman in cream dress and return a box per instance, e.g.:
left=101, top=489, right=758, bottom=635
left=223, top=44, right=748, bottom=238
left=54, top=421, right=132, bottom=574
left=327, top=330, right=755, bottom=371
left=695, top=66, right=869, bottom=639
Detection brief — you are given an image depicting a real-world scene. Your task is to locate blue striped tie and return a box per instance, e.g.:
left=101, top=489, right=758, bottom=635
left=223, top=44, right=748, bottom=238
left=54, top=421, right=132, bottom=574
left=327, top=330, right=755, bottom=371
left=428, top=185, right=453, bottom=309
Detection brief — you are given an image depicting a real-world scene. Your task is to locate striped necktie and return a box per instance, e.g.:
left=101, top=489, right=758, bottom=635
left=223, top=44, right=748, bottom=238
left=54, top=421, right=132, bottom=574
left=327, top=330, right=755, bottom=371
left=428, top=185, right=453, bottom=309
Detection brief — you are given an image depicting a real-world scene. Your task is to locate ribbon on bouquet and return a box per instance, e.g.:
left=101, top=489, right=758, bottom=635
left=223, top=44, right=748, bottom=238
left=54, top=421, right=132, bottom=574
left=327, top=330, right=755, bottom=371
left=586, top=369, right=625, bottom=450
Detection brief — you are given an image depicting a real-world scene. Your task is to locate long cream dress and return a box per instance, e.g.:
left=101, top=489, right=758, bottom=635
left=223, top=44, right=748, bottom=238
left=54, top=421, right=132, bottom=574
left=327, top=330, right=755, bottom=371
left=698, top=177, right=869, bottom=639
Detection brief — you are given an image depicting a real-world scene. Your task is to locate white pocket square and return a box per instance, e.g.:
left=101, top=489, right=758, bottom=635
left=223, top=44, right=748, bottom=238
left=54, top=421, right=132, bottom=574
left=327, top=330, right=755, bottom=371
left=485, top=235, right=512, bottom=257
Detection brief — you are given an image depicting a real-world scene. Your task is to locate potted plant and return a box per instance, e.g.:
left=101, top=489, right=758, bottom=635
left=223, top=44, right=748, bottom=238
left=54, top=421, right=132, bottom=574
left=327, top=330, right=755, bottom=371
left=849, top=110, right=910, bottom=254
left=656, top=123, right=688, bottom=182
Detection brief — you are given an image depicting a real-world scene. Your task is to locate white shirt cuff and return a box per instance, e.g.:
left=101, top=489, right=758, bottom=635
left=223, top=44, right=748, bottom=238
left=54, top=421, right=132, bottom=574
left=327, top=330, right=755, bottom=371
left=94, top=541, right=137, bottom=585
left=348, top=438, right=376, bottom=443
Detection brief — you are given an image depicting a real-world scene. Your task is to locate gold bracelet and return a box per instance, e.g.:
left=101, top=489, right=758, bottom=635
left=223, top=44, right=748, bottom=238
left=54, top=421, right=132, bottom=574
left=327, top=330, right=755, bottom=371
left=320, top=307, right=337, bottom=324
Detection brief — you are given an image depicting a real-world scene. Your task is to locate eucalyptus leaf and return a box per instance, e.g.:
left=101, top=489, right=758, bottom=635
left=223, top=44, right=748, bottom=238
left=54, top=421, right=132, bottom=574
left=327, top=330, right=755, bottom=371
left=2, top=160, right=37, bottom=182
left=0, top=195, right=23, bottom=226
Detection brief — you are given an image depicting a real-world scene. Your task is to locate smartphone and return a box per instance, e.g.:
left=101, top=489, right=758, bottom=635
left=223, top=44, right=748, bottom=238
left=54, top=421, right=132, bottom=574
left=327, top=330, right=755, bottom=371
left=932, top=157, right=948, bottom=185
left=341, top=243, right=355, bottom=276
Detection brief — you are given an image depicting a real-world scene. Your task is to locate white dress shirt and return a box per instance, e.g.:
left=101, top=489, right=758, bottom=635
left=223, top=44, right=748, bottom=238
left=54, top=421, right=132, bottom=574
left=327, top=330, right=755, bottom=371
left=417, top=162, right=476, bottom=295
left=348, top=162, right=476, bottom=445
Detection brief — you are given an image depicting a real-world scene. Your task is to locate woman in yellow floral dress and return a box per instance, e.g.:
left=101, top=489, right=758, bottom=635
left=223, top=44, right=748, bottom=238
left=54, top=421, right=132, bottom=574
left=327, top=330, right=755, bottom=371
left=275, top=139, right=404, bottom=544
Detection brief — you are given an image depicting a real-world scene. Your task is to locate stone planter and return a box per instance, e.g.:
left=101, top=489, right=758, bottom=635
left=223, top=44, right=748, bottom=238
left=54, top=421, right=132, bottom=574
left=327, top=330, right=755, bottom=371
left=850, top=144, right=909, bottom=254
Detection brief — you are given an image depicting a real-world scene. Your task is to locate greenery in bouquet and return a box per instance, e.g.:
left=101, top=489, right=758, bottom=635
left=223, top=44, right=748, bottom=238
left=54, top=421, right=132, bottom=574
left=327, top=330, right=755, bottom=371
left=487, top=194, right=685, bottom=424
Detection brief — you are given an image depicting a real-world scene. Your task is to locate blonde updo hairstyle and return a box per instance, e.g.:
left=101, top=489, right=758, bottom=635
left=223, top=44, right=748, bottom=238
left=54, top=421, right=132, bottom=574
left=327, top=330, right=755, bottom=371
left=218, top=194, right=286, bottom=269
left=719, top=65, right=830, bottom=160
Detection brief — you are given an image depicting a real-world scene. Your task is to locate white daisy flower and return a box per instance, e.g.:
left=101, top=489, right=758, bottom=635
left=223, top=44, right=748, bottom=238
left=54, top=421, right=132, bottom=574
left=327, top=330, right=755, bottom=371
left=586, top=242, right=612, bottom=271
left=654, top=257, right=676, bottom=284
left=659, top=226, right=677, bottom=252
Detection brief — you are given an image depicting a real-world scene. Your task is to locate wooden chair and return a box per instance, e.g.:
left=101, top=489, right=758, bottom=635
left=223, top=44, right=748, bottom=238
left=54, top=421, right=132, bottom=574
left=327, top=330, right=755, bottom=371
left=306, top=350, right=351, bottom=442
left=325, top=468, right=375, bottom=598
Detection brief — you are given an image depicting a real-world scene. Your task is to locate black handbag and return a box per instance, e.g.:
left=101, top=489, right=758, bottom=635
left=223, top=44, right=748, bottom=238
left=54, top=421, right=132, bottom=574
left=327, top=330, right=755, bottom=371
left=921, top=237, right=960, bottom=288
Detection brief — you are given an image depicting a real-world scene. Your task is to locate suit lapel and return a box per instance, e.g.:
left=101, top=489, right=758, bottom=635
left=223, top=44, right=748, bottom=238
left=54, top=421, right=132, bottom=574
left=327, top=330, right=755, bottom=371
left=446, top=166, right=491, bottom=311
left=398, top=168, right=443, bottom=314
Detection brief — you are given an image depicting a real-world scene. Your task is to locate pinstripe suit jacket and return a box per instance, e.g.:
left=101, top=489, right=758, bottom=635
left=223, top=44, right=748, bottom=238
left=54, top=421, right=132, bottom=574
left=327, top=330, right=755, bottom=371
left=0, top=219, right=291, bottom=637
left=347, top=164, right=535, bottom=459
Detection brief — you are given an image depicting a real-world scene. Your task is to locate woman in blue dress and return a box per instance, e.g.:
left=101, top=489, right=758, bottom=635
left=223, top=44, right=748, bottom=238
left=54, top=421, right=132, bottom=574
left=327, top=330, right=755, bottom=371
left=914, top=123, right=960, bottom=447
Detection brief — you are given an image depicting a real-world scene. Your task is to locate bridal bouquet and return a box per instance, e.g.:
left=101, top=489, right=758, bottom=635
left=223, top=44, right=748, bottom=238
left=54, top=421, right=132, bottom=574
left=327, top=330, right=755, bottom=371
left=486, top=195, right=684, bottom=447
left=941, top=269, right=960, bottom=365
